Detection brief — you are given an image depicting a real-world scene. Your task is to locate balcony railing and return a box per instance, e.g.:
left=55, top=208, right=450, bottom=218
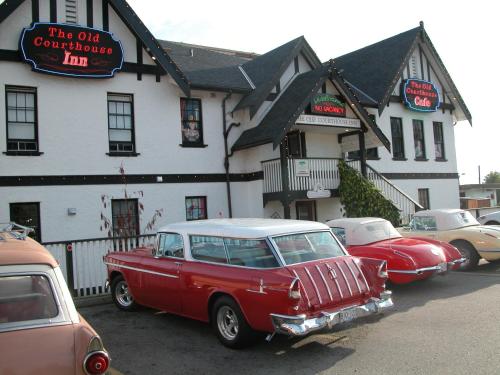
left=262, top=158, right=341, bottom=194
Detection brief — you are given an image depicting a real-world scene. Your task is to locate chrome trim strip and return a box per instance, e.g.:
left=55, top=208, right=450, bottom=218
left=336, top=262, right=353, bottom=297
left=291, top=269, right=312, bottom=308
left=387, top=265, right=443, bottom=275
left=104, top=262, right=179, bottom=279
left=352, top=260, right=370, bottom=293
left=315, top=265, right=333, bottom=301
left=329, top=264, right=344, bottom=299
left=344, top=259, right=362, bottom=294
left=478, top=249, right=500, bottom=253
left=304, top=267, right=322, bottom=305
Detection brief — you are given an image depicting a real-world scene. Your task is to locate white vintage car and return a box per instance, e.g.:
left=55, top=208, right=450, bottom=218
left=477, top=211, right=500, bottom=225
left=398, top=209, right=500, bottom=270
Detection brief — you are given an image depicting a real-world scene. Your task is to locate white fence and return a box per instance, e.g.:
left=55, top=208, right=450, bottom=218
left=44, top=235, right=155, bottom=298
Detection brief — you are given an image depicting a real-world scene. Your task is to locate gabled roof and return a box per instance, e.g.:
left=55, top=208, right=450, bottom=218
left=0, top=0, right=191, bottom=96
left=232, top=62, right=391, bottom=152
left=335, top=23, right=472, bottom=124
left=159, top=40, right=254, bottom=93
left=107, top=0, right=190, bottom=96
left=233, top=36, right=323, bottom=117
left=335, top=27, right=420, bottom=109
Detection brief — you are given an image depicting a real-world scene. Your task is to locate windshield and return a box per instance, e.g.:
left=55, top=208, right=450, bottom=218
left=272, top=231, right=345, bottom=265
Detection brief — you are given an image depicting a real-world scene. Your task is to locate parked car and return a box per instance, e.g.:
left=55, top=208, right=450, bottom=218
left=0, top=223, right=110, bottom=375
left=477, top=211, right=500, bottom=225
left=104, top=219, right=393, bottom=348
left=398, top=209, right=500, bottom=270
left=327, top=218, right=465, bottom=284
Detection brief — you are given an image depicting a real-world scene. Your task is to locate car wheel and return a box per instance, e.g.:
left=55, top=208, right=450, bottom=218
left=450, top=240, right=480, bottom=271
left=111, top=275, right=137, bottom=311
left=485, top=221, right=500, bottom=225
left=211, top=296, right=258, bottom=349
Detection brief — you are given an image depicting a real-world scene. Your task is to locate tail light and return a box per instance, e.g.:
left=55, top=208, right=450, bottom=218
left=288, top=278, right=301, bottom=300
left=84, top=337, right=110, bottom=375
left=377, top=260, right=388, bottom=279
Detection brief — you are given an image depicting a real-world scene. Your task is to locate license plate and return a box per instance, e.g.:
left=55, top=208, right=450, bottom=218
left=439, top=262, right=448, bottom=272
left=339, top=308, right=359, bottom=323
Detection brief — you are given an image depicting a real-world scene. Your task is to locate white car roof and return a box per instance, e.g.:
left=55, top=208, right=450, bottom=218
left=326, top=217, right=387, bottom=228
left=158, top=218, right=330, bottom=238
left=326, top=217, right=401, bottom=245
left=413, top=209, right=464, bottom=218
left=413, top=209, right=479, bottom=230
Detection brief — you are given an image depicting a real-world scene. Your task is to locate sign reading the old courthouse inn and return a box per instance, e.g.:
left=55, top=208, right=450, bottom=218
left=401, top=79, right=440, bottom=112
left=20, top=23, right=123, bottom=78
left=310, top=93, right=346, bottom=117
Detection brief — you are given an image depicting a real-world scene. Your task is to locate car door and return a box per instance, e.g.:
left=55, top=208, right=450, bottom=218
left=140, top=232, right=184, bottom=314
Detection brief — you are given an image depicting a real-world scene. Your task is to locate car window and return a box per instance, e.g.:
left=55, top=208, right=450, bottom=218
left=410, top=216, right=437, bottom=231
left=158, top=233, right=184, bottom=258
left=330, top=227, right=347, bottom=246
left=190, top=236, right=228, bottom=264
left=224, top=239, right=279, bottom=268
left=0, top=275, right=58, bottom=325
left=272, top=231, right=345, bottom=265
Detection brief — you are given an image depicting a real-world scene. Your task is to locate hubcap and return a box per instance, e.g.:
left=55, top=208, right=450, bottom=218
left=217, top=306, right=239, bottom=341
left=116, top=280, right=133, bottom=307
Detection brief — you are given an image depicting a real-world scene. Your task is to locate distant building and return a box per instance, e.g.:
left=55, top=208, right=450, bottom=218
left=460, top=184, right=500, bottom=208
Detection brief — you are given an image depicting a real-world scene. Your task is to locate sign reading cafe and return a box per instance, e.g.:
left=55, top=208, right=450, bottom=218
left=20, top=23, right=124, bottom=78
left=401, top=79, right=440, bottom=112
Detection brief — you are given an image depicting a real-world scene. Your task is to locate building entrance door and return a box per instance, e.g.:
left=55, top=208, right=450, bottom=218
left=296, top=201, right=316, bottom=221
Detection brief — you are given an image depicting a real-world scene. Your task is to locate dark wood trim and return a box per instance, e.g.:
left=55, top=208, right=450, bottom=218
left=49, top=0, right=57, bottom=22
left=0, top=49, right=21, bottom=61
left=406, top=63, right=410, bottom=79
left=418, top=44, right=424, bottom=80
left=263, top=190, right=339, bottom=206
left=358, top=131, right=367, bottom=177
left=178, top=144, right=208, bottom=148
left=389, top=95, right=454, bottom=110
left=266, top=92, right=278, bottom=101
left=31, top=0, right=39, bottom=23
left=0, top=172, right=264, bottom=187
left=120, top=62, right=163, bottom=75
left=102, top=0, right=109, bottom=31
left=86, top=0, right=93, bottom=27
left=294, top=56, right=299, bottom=74
left=382, top=172, right=459, bottom=180
left=106, top=152, right=141, bottom=157
left=0, top=0, right=24, bottom=24
left=136, top=39, right=143, bottom=81
left=3, top=151, right=44, bottom=156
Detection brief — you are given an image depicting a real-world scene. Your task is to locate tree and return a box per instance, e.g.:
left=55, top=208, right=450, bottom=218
left=484, top=171, right=500, bottom=184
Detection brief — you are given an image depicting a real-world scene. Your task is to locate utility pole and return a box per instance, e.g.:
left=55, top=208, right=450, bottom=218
left=478, top=165, right=481, bottom=184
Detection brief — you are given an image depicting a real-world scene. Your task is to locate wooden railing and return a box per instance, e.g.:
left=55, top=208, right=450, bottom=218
left=43, top=234, right=156, bottom=298
left=346, top=160, right=422, bottom=224
left=261, top=158, right=341, bottom=194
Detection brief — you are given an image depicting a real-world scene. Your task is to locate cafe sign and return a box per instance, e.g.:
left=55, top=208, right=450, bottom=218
left=401, top=79, right=440, bottom=112
left=20, top=22, right=124, bottom=78
left=310, top=93, right=346, bottom=117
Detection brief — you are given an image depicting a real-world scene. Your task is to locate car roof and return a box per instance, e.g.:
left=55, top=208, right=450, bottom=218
left=326, top=217, right=387, bottom=228
left=0, top=233, right=58, bottom=267
left=158, top=218, right=330, bottom=238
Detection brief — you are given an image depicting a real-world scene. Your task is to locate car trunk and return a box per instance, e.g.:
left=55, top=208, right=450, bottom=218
left=377, top=238, right=446, bottom=267
left=285, top=256, right=371, bottom=311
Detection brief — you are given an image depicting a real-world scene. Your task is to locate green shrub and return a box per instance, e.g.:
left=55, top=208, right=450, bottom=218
left=338, top=160, right=400, bottom=226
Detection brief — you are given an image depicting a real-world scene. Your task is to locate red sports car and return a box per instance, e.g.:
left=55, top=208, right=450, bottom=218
left=327, top=218, right=465, bottom=284
left=104, top=219, right=393, bottom=348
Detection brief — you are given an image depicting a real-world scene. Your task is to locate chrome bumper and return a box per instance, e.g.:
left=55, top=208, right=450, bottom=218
left=270, top=291, right=393, bottom=337
left=388, top=262, right=451, bottom=275
left=450, top=257, right=466, bottom=266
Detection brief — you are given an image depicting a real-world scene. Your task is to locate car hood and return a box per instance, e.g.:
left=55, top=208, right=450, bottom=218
left=373, top=237, right=447, bottom=265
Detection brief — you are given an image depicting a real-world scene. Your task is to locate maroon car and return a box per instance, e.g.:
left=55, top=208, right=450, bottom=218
left=104, top=219, right=393, bottom=348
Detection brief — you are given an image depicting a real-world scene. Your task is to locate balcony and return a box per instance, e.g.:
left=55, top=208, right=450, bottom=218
left=261, top=158, right=341, bottom=197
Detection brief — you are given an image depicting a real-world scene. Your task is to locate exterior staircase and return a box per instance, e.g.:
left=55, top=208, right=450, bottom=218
left=345, top=160, right=422, bottom=224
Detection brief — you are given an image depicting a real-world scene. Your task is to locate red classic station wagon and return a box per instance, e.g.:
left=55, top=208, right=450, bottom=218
left=104, top=219, right=393, bottom=348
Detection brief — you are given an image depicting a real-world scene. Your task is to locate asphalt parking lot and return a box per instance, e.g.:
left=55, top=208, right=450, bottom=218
left=80, top=262, right=500, bottom=375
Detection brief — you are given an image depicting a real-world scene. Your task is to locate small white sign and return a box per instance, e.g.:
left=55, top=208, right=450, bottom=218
left=296, top=114, right=361, bottom=128
left=307, top=182, right=331, bottom=199
left=295, top=159, right=310, bottom=177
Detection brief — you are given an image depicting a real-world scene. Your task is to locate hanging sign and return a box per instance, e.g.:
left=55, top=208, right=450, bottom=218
left=20, top=22, right=124, bottom=78
left=310, top=93, right=346, bottom=117
left=401, top=79, right=440, bottom=112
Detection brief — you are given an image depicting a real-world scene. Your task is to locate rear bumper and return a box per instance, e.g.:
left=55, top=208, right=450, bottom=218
left=389, top=263, right=449, bottom=275
left=270, top=291, right=393, bottom=337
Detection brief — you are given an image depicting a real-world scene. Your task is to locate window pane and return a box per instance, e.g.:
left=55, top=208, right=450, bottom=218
left=7, top=92, right=16, bottom=107
left=109, top=129, right=131, bottom=142
left=8, top=123, right=35, bottom=139
left=123, top=116, right=132, bottom=129
left=25, top=109, right=35, bottom=122
left=16, top=110, right=26, bottom=122
left=225, top=239, right=279, bottom=268
left=108, top=101, right=116, bottom=114
left=9, top=203, right=40, bottom=241
left=16, top=93, right=26, bottom=107
left=190, top=236, right=227, bottom=264
left=109, top=115, right=117, bottom=128
left=111, top=199, right=138, bottom=237
left=413, top=120, right=425, bottom=158
left=185, top=197, right=207, bottom=220
left=158, top=233, right=184, bottom=258
left=123, top=103, right=131, bottom=115
left=7, top=109, right=16, bottom=121
left=0, top=275, right=58, bottom=324
left=25, top=93, right=35, bottom=108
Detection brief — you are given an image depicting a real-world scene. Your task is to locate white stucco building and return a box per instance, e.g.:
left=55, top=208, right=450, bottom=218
left=0, top=0, right=471, bottom=243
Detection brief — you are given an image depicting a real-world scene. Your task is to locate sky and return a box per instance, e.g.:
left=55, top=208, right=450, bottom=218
left=128, top=0, right=497, bottom=184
